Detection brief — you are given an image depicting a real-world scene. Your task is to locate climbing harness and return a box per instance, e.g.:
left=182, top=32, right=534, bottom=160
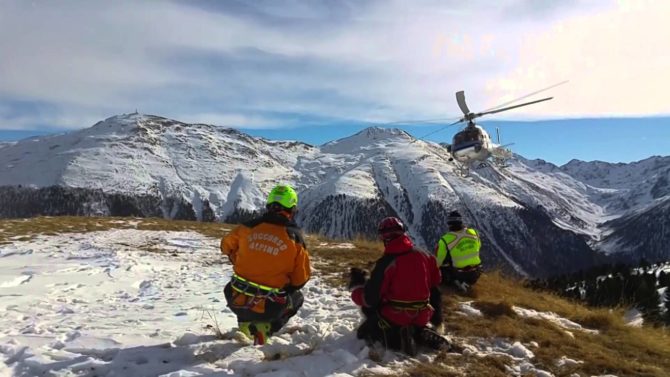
left=230, top=274, right=287, bottom=312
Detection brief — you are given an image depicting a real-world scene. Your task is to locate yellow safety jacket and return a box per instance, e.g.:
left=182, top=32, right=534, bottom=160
left=435, top=228, right=481, bottom=269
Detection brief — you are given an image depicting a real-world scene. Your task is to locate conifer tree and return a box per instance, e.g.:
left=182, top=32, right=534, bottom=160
left=664, top=285, right=670, bottom=326
left=635, top=275, right=661, bottom=323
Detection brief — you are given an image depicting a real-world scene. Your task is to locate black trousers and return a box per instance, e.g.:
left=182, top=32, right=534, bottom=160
left=357, top=304, right=448, bottom=352
left=356, top=306, right=419, bottom=350
left=223, top=282, right=304, bottom=333
left=440, top=265, right=481, bottom=286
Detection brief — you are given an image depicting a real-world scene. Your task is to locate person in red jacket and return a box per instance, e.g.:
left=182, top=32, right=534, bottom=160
left=349, top=217, right=449, bottom=355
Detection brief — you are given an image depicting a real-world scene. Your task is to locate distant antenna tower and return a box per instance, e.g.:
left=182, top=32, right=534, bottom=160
left=134, top=108, right=138, bottom=114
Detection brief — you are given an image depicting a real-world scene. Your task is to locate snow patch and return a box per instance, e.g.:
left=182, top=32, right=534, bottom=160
left=623, top=308, right=644, bottom=327
left=317, top=242, right=356, bottom=249
left=513, top=306, right=598, bottom=334
left=0, top=274, right=33, bottom=288
left=556, top=355, right=584, bottom=369
left=457, top=301, right=483, bottom=317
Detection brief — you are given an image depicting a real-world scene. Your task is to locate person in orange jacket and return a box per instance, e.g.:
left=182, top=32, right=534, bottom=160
left=220, top=184, right=311, bottom=345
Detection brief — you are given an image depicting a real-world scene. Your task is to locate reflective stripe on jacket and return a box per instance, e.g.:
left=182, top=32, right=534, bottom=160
left=435, top=228, right=481, bottom=269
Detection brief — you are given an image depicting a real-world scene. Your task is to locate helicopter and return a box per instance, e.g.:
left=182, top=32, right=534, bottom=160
left=444, top=90, right=553, bottom=176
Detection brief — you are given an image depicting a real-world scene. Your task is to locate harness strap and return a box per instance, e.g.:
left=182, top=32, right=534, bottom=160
left=232, top=274, right=285, bottom=294
left=231, top=274, right=287, bottom=308
left=388, top=299, right=430, bottom=310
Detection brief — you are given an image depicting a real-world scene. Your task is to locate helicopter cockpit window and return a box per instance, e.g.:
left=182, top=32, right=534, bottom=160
left=454, top=128, right=483, bottom=145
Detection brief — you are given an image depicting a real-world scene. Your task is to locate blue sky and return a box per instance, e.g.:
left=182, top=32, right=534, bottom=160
left=0, top=1, right=668, bottom=165
left=242, top=117, right=670, bottom=165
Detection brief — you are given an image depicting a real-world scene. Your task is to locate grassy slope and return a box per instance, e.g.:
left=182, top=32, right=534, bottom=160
left=2, top=216, right=669, bottom=376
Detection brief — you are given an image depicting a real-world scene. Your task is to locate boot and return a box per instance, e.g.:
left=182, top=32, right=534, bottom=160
left=417, top=326, right=451, bottom=351
left=250, top=322, right=272, bottom=345
left=238, top=322, right=252, bottom=339
left=356, top=320, right=371, bottom=340
left=399, top=326, right=417, bottom=357
left=240, top=322, right=273, bottom=345
left=454, top=280, right=470, bottom=292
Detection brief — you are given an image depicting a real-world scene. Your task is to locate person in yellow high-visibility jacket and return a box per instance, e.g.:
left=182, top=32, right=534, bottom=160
left=434, top=210, right=482, bottom=290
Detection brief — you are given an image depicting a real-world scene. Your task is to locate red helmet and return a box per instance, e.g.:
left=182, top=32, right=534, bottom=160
left=378, top=217, right=406, bottom=241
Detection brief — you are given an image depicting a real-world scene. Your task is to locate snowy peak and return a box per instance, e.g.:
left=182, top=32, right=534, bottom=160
left=321, top=126, right=413, bottom=153
left=0, top=114, right=317, bottom=218
left=551, top=156, right=670, bottom=216
left=516, top=157, right=561, bottom=173
left=559, top=156, right=670, bottom=190
left=355, top=126, right=411, bottom=139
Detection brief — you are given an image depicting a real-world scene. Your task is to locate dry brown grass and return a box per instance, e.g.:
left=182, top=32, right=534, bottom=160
left=0, top=216, right=230, bottom=244
left=3, top=216, right=670, bottom=376
left=308, top=234, right=383, bottom=286
left=400, top=271, right=670, bottom=377
left=403, top=353, right=512, bottom=377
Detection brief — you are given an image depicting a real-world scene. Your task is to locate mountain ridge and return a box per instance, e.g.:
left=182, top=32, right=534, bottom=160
left=1, top=113, right=668, bottom=277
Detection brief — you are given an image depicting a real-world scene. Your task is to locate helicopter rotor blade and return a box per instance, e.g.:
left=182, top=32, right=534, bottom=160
left=473, top=96, right=553, bottom=118
left=481, top=80, right=568, bottom=113
left=379, top=117, right=462, bottom=126
left=455, top=91, right=471, bottom=116
left=410, top=118, right=464, bottom=143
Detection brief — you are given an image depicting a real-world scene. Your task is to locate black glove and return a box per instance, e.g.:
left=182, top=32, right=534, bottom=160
left=348, top=267, right=368, bottom=289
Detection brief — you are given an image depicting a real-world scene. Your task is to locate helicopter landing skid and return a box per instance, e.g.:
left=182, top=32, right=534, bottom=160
left=454, top=163, right=471, bottom=177
left=493, top=157, right=510, bottom=168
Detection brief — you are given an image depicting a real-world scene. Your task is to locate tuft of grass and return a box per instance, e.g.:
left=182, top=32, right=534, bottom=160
left=572, top=311, right=616, bottom=331
left=472, top=300, right=516, bottom=318
left=404, top=353, right=511, bottom=377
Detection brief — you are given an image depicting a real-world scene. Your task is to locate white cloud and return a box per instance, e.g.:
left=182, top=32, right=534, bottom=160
left=487, top=0, right=670, bottom=117
left=0, top=0, right=667, bottom=131
left=180, top=113, right=283, bottom=129
left=0, top=111, right=103, bottom=131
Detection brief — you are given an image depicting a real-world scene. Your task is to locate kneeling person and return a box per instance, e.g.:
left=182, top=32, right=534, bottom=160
left=220, top=185, right=311, bottom=345
left=350, top=217, right=449, bottom=356
left=435, top=210, right=482, bottom=291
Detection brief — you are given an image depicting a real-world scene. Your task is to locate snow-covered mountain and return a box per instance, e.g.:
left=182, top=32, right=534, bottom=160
left=1, top=113, right=668, bottom=277
left=0, top=141, right=15, bottom=150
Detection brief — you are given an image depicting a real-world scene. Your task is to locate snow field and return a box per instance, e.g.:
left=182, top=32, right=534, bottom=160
left=0, top=229, right=405, bottom=376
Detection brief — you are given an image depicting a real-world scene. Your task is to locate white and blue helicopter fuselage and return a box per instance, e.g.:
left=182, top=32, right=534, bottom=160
left=451, top=125, right=493, bottom=163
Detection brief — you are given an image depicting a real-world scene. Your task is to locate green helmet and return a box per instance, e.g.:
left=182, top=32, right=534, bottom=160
left=266, top=185, right=298, bottom=209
